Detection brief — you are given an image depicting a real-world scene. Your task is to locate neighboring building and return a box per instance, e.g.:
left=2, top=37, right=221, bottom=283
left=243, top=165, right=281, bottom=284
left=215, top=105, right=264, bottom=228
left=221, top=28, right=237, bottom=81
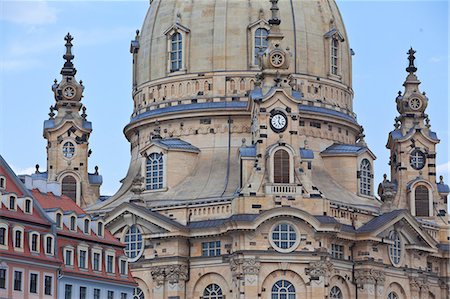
left=15, top=0, right=449, bottom=299
left=0, top=155, right=60, bottom=299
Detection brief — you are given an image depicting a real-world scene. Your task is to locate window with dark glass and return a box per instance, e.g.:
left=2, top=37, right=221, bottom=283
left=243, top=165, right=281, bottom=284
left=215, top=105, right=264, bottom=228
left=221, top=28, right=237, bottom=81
left=274, top=149, right=290, bottom=183
left=415, top=185, right=429, bottom=217
left=13, top=270, right=22, bottom=291
left=120, top=260, right=127, bottom=275
left=62, top=175, right=77, bottom=202
left=108, top=290, right=114, bottom=299
left=107, top=255, right=114, bottom=273
left=56, top=213, right=62, bottom=228
left=31, top=233, right=38, bottom=252
left=124, top=225, right=143, bottom=261
left=93, top=252, right=100, bottom=271
left=9, top=196, right=15, bottom=210
left=29, top=273, right=38, bottom=293
left=70, top=216, right=76, bottom=231
left=94, top=289, right=101, bottom=299
left=80, top=286, right=87, bottom=299
left=83, top=219, right=90, bottom=234
left=0, top=269, right=6, bottom=289
left=121, top=293, right=128, bottom=299
left=254, top=28, right=268, bottom=65
left=44, top=276, right=52, bottom=295
left=14, top=230, right=21, bottom=248
left=65, top=284, right=72, bottom=299
left=360, top=159, right=372, bottom=195
left=98, top=222, right=103, bottom=237
left=46, top=236, right=53, bottom=254
left=330, top=286, right=342, bottom=299
left=133, top=287, right=144, bottom=299
left=25, top=200, right=31, bottom=213
left=271, top=280, right=295, bottom=299
left=0, top=227, right=6, bottom=245
left=79, top=250, right=87, bottom=269
left=65, top=249, right=73, bottom=266
left=331, top=38, right=339, bottom=75
left=202, top=241, right=221, bottom=257
left=203, top=284, right=223, bottom=299
left=331, top=244, right=344, bottom=259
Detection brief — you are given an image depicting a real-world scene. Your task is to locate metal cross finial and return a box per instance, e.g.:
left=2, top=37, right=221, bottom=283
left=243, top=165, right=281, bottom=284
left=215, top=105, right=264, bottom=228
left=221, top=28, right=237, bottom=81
left=406, top=47, right=417, bottom=73
left=61, top=33, right=77, bottom=76
left=269, top=0, right=281, bottom=25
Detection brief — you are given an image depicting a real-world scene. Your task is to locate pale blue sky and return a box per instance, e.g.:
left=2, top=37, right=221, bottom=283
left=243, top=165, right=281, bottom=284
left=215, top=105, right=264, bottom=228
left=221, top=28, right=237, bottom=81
left=1, top=1, right=448, bottom=196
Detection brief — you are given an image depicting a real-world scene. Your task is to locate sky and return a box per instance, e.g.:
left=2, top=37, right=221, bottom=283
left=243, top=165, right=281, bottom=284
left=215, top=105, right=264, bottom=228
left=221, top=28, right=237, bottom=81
left=0, top=0, right=448, bottom=197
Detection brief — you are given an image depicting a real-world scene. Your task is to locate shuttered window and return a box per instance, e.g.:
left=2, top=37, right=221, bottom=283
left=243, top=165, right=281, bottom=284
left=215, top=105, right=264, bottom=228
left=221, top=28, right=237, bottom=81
left=274, top=149, right=290, bottom=183
left=415, top=185, right=429, bottom=216
left=62, top=175, right=77, bottom=202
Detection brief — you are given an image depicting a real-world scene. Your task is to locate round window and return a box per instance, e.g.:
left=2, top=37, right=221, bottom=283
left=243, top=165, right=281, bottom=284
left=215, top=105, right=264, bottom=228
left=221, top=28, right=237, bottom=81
left=62, top=141, right=75, bottom=159
left=270, top=222, right=299, bottom=253
left=388, top=230, right=402, bottom=266
left=124, top=225, right=144, bottom=262
left=410, top=149, right=426, bottom=170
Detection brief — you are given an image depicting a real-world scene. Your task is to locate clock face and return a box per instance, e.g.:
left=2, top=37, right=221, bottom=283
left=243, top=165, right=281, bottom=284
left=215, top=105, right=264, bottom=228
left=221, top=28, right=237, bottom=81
left=63, top=86, right=76, bottom=99
left=409, top=98, right=422, bottom=110
left=270, top=52, right=285, bottom=68
left=270, top=112, right=288, bottom=132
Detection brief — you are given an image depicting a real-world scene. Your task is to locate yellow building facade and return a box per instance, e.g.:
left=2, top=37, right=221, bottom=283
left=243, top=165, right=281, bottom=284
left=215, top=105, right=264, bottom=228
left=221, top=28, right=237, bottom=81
left=74, top=1, right=449, bottom=299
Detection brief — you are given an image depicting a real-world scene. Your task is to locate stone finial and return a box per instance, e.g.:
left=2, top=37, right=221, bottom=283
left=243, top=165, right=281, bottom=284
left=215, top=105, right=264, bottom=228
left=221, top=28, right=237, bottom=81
left=35, top=164, right=40, bottom=174
left=94, top=165, right=99, bottom=175
left=241, top=138, right=246, bottom=146
left=269, top=0, right=281, bottom=25
left=383, top=173, right=387, bottom=181
left=439, top=175, right=444, bottom=184
left=49, top=106, right=55, bottom=118
left=61, top=33, right=77, bottom=76
left=406, top=47, right=417, bottom=74
left=81, top=106, right=87, bottom=120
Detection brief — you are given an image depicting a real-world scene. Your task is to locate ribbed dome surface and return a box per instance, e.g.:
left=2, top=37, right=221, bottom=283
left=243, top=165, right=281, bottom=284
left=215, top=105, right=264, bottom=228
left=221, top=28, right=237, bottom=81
left=136, top=0, right=351, bottom=88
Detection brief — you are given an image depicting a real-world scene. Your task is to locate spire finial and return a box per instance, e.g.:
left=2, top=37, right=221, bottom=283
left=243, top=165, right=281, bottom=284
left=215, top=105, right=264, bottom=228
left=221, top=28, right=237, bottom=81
left=406, top=47, right=417, bottom=74
left=269, top=0, right=280, bottom=26
left=61, top=33, right=77, bottom=76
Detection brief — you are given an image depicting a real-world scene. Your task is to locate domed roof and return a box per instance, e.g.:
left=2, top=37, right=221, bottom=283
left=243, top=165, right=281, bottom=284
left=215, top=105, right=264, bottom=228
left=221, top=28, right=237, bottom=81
left=136, top=0, right=351, bottom=88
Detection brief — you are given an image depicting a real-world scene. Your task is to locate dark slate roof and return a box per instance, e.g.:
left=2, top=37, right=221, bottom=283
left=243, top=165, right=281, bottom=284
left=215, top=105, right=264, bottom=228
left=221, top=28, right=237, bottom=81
left=299, top=105, right=357, bottom=124
left=299, top=148, right=314, bottom=159
left=250, top=87, right=263, bottom=101
left=30, top=172, right=48, bottom=180
left=437, top=183, right=450, bottom=194
left=292, top=90, right=303, bottom=100
left=131, top=101, right=248, bottom=122
left=153, top=138, right=200, bottom=152
left=428, top=130, right=439, bottom=141
left=187, top=214, right=258, bottom=229
left=438, top=243, right=450, bottom=252
left=341, top=224, right=356, bottom=233
left=356, top=209, right=405, bottom=233
left=314, top=215, right=339, bottom=224
left=240, top=146, right=257, bottom=157
left=390, top=128, right=439, bottom=142
left=321, top=143, right=366, bottom=155
left=88, top=174, right=103, bottom=185
left=44, top=119, right=55, bottom=130
left=82, top=120, right=92, bottom=130
left=389, top=129, right=404, bottom=140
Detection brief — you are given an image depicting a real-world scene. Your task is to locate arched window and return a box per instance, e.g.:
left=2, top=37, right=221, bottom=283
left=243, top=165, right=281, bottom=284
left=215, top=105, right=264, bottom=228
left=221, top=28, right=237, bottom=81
left=271, top=280, right=295, bottom=299
left=56, top=213, right=62, bottom=229
left=415, top=185, right=429, bottom=217
left=62, top=175, right=77, bottom=202
left=387, top=292, right=399, bottom=299
left=274, top=149, right=290, bottom=183
left=124, top=225, right=143, bottom=262
left=14, top=229, right=22, bottom=248
left=83, top=219, right=90, bottom=234
left=0, top=176, right=5, bottom=189
left=254, top=28, right=268, bottom=65
left=203, top=284, right=223, bottom=299
left=24, top=199, right=32, bottom=214
left=388, top=231, right=401, bottom=266
left=30, top=232, right=39, bottom=252
left=330, top=286, right=343, bottom=299
left=9, top=196, right=16, bottom=210
left=45, top=235, right=54, bottom=255
left=170, top=33, right=182, bottom=72
left=133, top=287, right=144, bottom=299
left=146, top=153, right=164, bottom=190
left=97, top=222, right=104, bottom=237
left=70, top=216, right=76, bottom=231
left=359, top=159, right=372, bottom=196
left=331, top=38, right=339, bottom=75
left=0, top=227, right=6, bottom=245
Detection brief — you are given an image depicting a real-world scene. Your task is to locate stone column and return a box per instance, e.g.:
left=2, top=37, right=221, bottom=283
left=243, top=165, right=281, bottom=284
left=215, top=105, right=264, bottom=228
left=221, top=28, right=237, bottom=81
left=305, top=260, right=334, bottom=298
left=150, top=266, right=166, bottom=299
left=150, top=264, right=189, bottom=299
left=355, top=269, right=377, bottom=299
left=409, top=275, right=429, bottom=299
left=230, top=256, right=260, bottom=299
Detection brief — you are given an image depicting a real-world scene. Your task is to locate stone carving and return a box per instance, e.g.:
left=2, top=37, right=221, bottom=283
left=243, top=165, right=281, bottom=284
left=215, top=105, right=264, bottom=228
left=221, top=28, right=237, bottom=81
left=150, top=264, right=189, bottom=286
left=305, top=260, right=333, bottom=278
left=230, top=256, right=260, bottom=278
left=409, top=275, right=428, bottom=292
left=378, top=174, right=398, bottom=212
left=354, top=269, right=386, bottom=286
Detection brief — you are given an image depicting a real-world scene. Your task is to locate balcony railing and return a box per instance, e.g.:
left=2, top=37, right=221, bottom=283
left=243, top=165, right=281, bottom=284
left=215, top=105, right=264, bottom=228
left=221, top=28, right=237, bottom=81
left=265, top=184, right=302, bottom=195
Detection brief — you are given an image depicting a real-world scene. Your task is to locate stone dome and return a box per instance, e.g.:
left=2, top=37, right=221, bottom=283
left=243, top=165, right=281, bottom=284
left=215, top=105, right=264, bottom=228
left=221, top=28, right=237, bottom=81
left=136, top=0, right=351, bottom=86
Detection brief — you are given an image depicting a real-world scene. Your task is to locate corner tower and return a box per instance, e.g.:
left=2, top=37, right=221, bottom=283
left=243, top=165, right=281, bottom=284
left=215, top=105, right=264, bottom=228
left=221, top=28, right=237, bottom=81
left=381, top=49, right=449, bottom=222
left=42, top=33, right=102, bottom=207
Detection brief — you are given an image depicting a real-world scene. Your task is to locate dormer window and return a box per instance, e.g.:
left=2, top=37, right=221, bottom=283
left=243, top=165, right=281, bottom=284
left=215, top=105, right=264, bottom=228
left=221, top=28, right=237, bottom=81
left=56, top=213, right=62, bottom=229
left=24, top=199, right=32, bottom=214
left=13, top=227, right=23, bottom=249
left=83, top=219, right=90, bottom=234
left=0, top=176, right=5, bottom=189
left=45, top=234, right=54, bottom=255
left=9, top=196, right=16, bottom=210
left=359, top=159, right=372, bottom=196
left=254, top=28, right=268, bottom=65
left=30, top=232, right=40, bottom=253
left=70, top=216, right=76, bottom=231
left=170, top=33, right=182, bottom=72
left=324, top=28, right=344, bottom=79
left=0, top=224, right=7, bottom=247
left=331, top=38, right=339, bottom=75
left=97, top=222, right=104, bottom=237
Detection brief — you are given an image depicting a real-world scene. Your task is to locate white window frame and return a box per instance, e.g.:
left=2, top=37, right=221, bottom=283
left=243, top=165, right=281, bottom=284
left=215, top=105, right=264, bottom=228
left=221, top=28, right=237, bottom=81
left=69, top=215, right=77, bottom=232
left=331, top=244, right=344, bottom=259
left=388, top=230, right=402, bottom=267
left=105, top=250, right=116, bottom=274
left=330, top=37, right=339, bottom=75
left=83, top=218, right=91, bottom=235
left=0, top=265, right=8, bottom=291
left=44, top=234, right=55, bottom=255
left=247, top=18, right=270, bottom=69
left=164, top=24, right=190, bottom=75
left=78, top=244, right=89, bottom=270
left=63, top=246, right=75, bottom=267
left=145, top=152, right=165, bottom=191
left=203, top=284, right=224, bottom=299
left=0, top=223, right=8, bottom=249
left=12, top=268, right=24, bottom=293
left=271, top=280, right=296, bottom=299
left=12, top=226, right=24, bottom=251
left=97, top=221, right=104, bottom=238
left=29, top=231, right=40, bottom=253
left=43, top=273, right=54, bottom=297
left=123, top=225, right=144, bottom=262
left=201, top=240, right=221, bottom=257
left=358, top=158, right=373, bottom=197
left=23, top=198, right=33, bottom=214
left=330, top=286, right=343, bottom=299
left=29, top=271, right=39, bottom=295
left=269, top=222, right=300, bottom=253
left=92, top=247, right=103, bottom=272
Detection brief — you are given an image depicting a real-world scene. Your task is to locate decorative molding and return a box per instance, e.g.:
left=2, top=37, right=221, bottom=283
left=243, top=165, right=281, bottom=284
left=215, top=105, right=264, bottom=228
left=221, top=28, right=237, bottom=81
left=150, top=264, right=189, bottom=286
left=354, top=269, right=385, bottom=286
left=409, top=275, right=428, bottom=292
left=230, top=256, right=260, bottom=278
left=305, top=260, right=333, bottom=278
